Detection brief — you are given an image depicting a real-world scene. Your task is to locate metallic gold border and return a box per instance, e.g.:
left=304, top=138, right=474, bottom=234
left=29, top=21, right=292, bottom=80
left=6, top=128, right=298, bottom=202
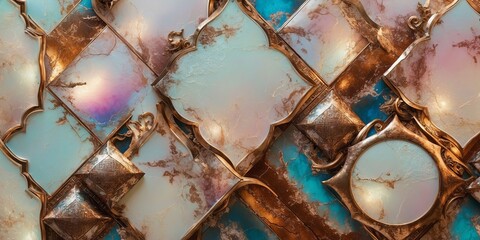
left=150, top=0, right=324, bottom=175
left=467, top=0, right=480, bottom=14
left=324, top=115, right=469, bottom=240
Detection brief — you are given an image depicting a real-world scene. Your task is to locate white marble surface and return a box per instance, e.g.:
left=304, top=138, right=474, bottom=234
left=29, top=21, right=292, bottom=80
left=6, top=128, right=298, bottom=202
left=157, top=0, right=312, bottom=169
left=27, top=0, right=80, bottom=34
left=351, top=140, right=439, bottom=225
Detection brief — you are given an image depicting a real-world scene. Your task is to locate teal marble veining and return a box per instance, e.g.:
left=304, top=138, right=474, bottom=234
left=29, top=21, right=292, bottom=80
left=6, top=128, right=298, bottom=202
left=202, top=197, right=278, bottom=240
left=451, top=197, right=480, bottom=240
left=268, top=127, right=364, bottom=234
left=352, top=80, right=395, bottom=124
left=251, top=0, right=306, bottom=29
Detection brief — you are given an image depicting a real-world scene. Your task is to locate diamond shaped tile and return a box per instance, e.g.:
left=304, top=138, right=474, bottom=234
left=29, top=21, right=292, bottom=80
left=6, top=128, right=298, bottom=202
left=386, top=0, right=480, bottom=147
left=76, top=142, right=144, bottom=208
left=156, top=0, right=314, bottom=172
left=279, top=0, right=368, bottom=84
left=296, top=91, right=364, bottom=160
left=49, top=27, right=156, bottom=141
left=44, top=185, right=112, bottom=240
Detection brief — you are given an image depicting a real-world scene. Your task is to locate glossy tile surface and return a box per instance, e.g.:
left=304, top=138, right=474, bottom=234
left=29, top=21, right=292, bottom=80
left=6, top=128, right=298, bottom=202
left=0, top=0, right=42, bottom=138
left=157, top=0, right=312, bottom=170
left=27, top=0, right=80, bottom=34
left=6, top=92, right=98, bottom=194
left=49, top=28, right=156, bottom=141
left=351, top=140, right=440, bottom=225
left=387, top=0, right=480, bottom=147
left=119, top=105, right=240, bottom=239
left=279, top=0, right=368, bottom=84
left=251, top=0, right=307, bottom=29
left=98, top=0, right=209, bottom=74
left=0, top=147, right=42, bottom=239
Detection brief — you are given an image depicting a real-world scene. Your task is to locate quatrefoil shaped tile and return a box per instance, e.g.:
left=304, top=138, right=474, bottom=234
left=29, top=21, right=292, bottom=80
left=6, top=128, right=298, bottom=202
left=156, top=0, right=315, bottom=172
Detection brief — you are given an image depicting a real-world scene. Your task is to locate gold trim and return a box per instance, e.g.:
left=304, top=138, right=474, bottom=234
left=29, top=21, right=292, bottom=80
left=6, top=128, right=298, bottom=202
left=467, top=0, right=480, bottom=13
left=324, top=116, right=470, bottom=240
left=152, top=0, right=324, bottom=175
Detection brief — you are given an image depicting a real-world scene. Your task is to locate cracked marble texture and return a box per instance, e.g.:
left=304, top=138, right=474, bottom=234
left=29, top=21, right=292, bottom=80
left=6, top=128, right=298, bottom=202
left=26, top=0, right=80, bottom=34
left=157, top=0, right=312, bottom=170
left=0, top=147, right=42, bottom=239
left=118, top=106, right=239, bottom=239
left=0, top=0, right=42, bottom=138
left=351, top=140, right=439, bottom=225
left=99, top=0, right=209, bottom=74
left=387, top=0, right=480, bottom=147
left=6, top=92, right=98, bottom=194
left=279, top=0, right=368, bottom=84
left=49, top=28, right=156, bottom=141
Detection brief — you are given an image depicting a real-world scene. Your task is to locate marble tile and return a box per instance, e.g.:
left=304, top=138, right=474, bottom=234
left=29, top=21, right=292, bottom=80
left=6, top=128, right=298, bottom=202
left=49, top=28, right=156, bottom=141
left=45, top=0, right=106, bottom=83
left=351, top=139, right=440, bottom=225
left=0, top=145, right=42, bottom=240
left=248, top=126, right=369, bottom=239
left=351, top=79, right=395, bottom=124
left=250, top=0, right=307, bottom=30
left=386, top=0, right=480, bottom=147
left=118, top=105, right=240, bottom=239
left=95, top=0, right=210, bottom=74
left=26, top=0, right=81, bottom=34
left=6, top=92, right=98, bottom=194
left=201, top=196, right=279, bottom=239
left=0, top=0, right=43, bottom=138
left=156, top=0, right=313, bottom=171
left=279, top=0, right=369, bottom=84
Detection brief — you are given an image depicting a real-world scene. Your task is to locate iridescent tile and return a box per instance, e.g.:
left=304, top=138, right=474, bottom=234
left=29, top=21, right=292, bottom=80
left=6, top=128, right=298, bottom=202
left=26, top=0, right=81, bottom=34
left=94, top=0, right=210, bottom=74
left=45, top=0, right=106, bottom=83
left=351, top=79, right=395, bottom=124
left=118, top=105, right=240, bottom=239
left=201, top=196, right=279, bottom=239
left=279, top=0, right=368, bottom=84
left=250, top=0, right=307, bottom=29
left=248, top=126, right=369, bottom=239
left=0, top=146, right=42, bottom=239
left=6, top=92, right=99, bottom=194
left=0, top=0, right=43, bottom=139
left=386, top=0, right=480, bottom=147
left=49, top=28, right=156, bottom=141
left=156, top=0, right=313, bottom=172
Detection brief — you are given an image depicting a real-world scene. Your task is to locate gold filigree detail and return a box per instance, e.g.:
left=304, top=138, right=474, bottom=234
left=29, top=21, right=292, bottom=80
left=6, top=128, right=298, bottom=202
left=408, top=3, right=433, bottom=37
left=166, top=29, right=191, bottom=53
left=112, top=113, right=157, bottom=159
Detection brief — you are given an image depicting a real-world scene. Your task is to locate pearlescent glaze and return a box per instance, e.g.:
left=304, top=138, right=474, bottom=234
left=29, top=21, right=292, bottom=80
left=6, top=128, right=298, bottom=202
left=351, top=140, right=439, bottom=225
left=157, top=0, right=312, bottom=169
left=49, top=28, right=156, bottom=141
left=0, top=0, right=42, bottom=138
left=251, top=0, right=307, bottom=29
left=119, top=106, right=239, bottom=239
left=0, top=148, right=41, bottom=239
left=6, top=92, right=97, bottom=194
left=279, top=0, right=368, bottom=84
left=26, top=0, right=80, bottom=34
left=387, top=0, right=480, bottom=147
left=101, top=0, right=209, bottom=74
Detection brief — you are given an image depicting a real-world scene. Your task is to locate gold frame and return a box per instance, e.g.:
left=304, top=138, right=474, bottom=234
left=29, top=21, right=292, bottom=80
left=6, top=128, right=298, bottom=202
left=324, top=115, right=470, bottom=239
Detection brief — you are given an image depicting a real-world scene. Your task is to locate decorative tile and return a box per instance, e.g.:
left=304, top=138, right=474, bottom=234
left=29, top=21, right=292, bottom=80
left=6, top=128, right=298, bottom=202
left=94, top=0, right=210, bottom=74
left=26, top=0, right=81, bottom=34
left=201, top=196, right=279, bottom=239
left=6, top=92, right=98, bottom=194
left=386, top=0, right=480, bottom=147
left=44, top=185, right=113, bottom=239
left=76, top=142, right=144, bottom=208
left=0, top=0, right=43, bottom=139
left=156, top=0, right=314, bottom=172
left=351, top=79, right=395, bottom=124
left=250, top=0, right=307, bottom=30
left=0, top=145, right=42, bottom=239
left=279, top=0, right=369, bottom=84
left=49, top=28, right=156, bottom=141
left=118, top=104, right=240, bottom=239
left=296, top=91, right=364, bottom=160
left=45, top=0, right=106, bottom=83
